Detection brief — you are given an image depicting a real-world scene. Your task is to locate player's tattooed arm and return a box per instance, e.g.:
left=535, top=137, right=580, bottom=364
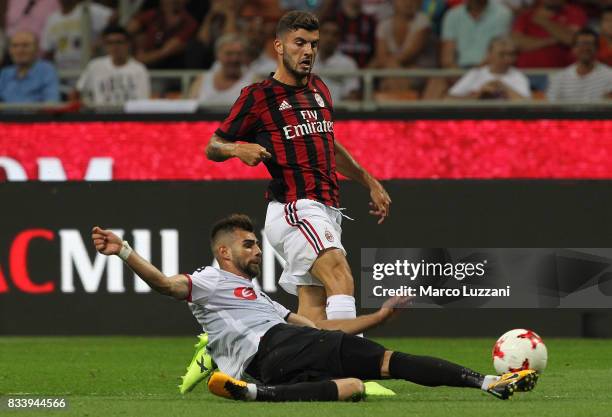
left=334, top=140, right=392, bottom=224
left=91, top=226, right=190, bottom=300
left=206, top=134, right=271, bottom=166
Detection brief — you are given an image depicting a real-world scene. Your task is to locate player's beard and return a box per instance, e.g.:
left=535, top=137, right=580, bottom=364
left=239, top=259, right=260, bottom=278
left=282, top=51, right=312, bottom=82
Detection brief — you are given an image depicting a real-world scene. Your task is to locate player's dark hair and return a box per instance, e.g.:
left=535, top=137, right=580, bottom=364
left=103, top=24, right=129, bottom=39
left=572, top=27, right=599, bottom=46
left=276, top=10, right=319, bottom=37
left=210, top=214, right=255, bottom=246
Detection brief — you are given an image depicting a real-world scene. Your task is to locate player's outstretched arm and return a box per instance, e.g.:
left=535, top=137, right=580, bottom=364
left=91, top=226, right=190, bottom=300
left=286, top=313, right=317, bottom=328
left=334, top=140, right=392, bottom=224
left=318, top=296, right=410, bottom=334
left=205, top=134, right=271, bottom=166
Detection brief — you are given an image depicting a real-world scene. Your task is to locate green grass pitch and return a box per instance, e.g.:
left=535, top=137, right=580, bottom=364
left=1, top=337, right=611, bottom=417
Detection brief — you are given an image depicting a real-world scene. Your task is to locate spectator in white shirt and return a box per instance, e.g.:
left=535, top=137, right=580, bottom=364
left=188, top=33, right=254, bottom=105
left=75, top=25, right=150, bottom=105
left=448, top=36, right=531, bottom=100
left=41, top=0, right=113, bottom=71
left=313, top=19, right=360, bottom=102
left=547, top=28, right=612, bottom=101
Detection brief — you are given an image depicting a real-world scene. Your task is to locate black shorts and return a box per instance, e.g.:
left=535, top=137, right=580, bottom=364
left=246, top=324, right=386, bottom=385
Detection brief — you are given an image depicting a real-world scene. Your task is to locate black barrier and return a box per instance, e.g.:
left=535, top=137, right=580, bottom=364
left=1, top=180, right=611, bottom=336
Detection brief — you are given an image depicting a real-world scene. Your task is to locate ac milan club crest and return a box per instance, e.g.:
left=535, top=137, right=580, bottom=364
left=325, top=230, right=334, bottom=242
left=234, top=287, right=257, bottom=300
left=314, top=93, right=325, bottom=108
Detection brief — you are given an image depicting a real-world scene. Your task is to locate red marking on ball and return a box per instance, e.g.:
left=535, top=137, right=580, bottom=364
left=509, top=358, right=530, bottom=372
left=518, top=330, right=543, bottom=349
left=493, top=338, right=505, bottom=359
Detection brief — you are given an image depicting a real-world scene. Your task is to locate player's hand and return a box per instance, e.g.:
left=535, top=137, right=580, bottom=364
left=368, top=180, right=391, bottom=224
left=377, top=296, right=413, bottom=322
left=91, top=226, right=123, bottom=256
left=234, top=143, right=272, bottom=166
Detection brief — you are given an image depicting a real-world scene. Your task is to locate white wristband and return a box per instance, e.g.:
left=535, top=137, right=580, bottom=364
left=118, top=240, right=133, bottom=261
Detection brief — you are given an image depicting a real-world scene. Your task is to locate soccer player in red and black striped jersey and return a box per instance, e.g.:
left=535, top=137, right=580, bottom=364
left=205, top=10, right=391, bottom=336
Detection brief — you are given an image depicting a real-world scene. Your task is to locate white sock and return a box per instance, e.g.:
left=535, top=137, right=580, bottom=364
left=481, top=375, right=499, bottom=391
left=246, top=383, right=257, bottom=400
left=326, top=294, right=363, bottom=337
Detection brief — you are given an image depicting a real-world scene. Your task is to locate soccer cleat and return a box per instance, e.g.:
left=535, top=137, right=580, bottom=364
left=178, top=333, right=216, bottom=394
left=363, top=381, right=396, bottom=397
left=511, top=369, right=539, bottom=392
left=486, top=369, right=538, bottom=400
left=208, top=372, right=250, bottom=401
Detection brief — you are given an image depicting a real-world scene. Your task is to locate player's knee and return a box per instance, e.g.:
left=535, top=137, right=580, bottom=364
left=348, top=378, right=365, bottom=396
left=335, top=378, right=365, bottom=401
left=380, top=350, right=394, bottom=378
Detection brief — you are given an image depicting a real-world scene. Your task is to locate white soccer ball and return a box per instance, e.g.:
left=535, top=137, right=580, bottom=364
left=492, top=328, right=548, bottom=374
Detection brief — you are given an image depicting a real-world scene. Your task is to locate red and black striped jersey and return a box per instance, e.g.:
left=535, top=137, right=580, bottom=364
left=215, top=74, right=340, bottom=207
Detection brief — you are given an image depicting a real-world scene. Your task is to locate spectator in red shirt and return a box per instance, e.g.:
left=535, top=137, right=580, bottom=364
left=599, top=7, right=612, bottom=67
left=512, top=0, right=587, bottom=68
left=334, top=0, right=377, bottom=67
left=127, top=0, right=198, bottom=69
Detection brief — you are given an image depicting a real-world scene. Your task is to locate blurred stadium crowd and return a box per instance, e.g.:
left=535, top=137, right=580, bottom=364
left=0, top=0, right=610, bottom=106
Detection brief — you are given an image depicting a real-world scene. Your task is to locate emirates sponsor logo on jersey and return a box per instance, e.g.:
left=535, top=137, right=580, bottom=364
left=234, top=286, right=257, bottom=300
left=282, top=110, right=334, bottom=140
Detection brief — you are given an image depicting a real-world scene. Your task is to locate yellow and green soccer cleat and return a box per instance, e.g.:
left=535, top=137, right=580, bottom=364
left=487, top=369, right=539, bottom=400
left=208, top=372, right=250, bottom=401
left=178, top=333, right=216, bottom=394
left=363, top=381, right=396, bottom=397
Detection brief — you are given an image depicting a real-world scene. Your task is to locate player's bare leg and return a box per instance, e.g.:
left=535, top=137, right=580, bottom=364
left=310, top=248, right=354, bottom=296
left=296, top=285, right=326, bottom=323
left=335, top=378, right=365, bottom=401
left=305, top=247, right=398, bottom=396
left=309, top=248, right=358, bottom=330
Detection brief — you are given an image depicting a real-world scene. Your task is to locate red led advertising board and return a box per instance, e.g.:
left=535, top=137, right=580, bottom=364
left=1, top=120, right=611, bottom=181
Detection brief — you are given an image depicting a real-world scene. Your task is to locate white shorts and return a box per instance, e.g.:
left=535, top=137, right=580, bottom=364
left=265, top=199, right=346, bottom=295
